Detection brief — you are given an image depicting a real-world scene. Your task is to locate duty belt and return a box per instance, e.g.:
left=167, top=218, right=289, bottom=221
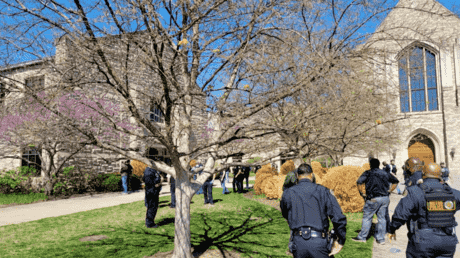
left=293, top=228, right=326, bottom=238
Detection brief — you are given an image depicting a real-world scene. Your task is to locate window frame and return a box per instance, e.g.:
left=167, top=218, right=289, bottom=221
left=398, top=44, right=439, bottom=113
left=148, top=104, right=164, bottom=123
left=21, top=146, right=42, bottom=174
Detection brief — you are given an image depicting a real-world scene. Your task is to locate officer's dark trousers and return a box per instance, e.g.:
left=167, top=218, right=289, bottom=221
left=145, top=189, right=160, bottom=227
left=385, top=206, right=391, bottom=233
left=235, top=178, right=243, bottom=193
left=170, top=181, right=176, bottom=208
left=292, top=234, right=329, bottom=258
left=203, top=181, right=214, bottom=204
left=406, top=229, right=458, bottom=258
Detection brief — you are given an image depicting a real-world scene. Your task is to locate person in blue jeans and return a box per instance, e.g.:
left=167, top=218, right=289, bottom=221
left=221, top=168, right=230, bottom=194
left=192, top=163, right=204, bottom=194
left=120, top=160, right=133, bottom=194
left=203, top=171, right=216, bottom=206
left=353, top=158, right=399, bottom=245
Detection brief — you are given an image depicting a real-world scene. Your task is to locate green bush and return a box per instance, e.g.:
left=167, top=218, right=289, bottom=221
left=0, top=167, right=37, bottom=195
left=101, top=173, right=122, bottom=192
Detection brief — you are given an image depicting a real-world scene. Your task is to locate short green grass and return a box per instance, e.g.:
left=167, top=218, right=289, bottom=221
left=0, top=188, right=373, bottom=258
left=0, top=192, right=49, bottom=205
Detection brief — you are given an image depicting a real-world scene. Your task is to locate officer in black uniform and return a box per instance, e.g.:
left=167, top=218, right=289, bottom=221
left=243, top=166, right=251, bottom=190
left=280, top=163, right=347, bottom=258
left=402, top=157, right=424, bottom=196
left=390, top=159, right=397, bottom=175
left=143, top=166, right=162, bottom=228
left=169, top=174, right=176, bottom=209
left=388, top=162, right=460, bottom=258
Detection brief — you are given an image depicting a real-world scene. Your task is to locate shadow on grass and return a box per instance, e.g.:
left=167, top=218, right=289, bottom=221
left=1, top=187, right=372, bottom=258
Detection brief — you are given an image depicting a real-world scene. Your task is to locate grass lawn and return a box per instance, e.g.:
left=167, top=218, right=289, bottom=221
left=0, top=188, right=373, bottom=258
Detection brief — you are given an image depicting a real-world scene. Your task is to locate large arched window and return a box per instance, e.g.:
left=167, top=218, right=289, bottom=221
left=398, top=46, right=438, bottom=112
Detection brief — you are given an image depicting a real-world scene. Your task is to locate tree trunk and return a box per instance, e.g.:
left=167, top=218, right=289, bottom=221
left=172, top=177, right=194, bottom=258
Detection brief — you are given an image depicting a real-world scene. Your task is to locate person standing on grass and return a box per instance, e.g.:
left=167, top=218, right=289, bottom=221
left=221, top=168, right=230, bottom=194
left=280, top=163, right=347, bottom=257
left=120, top=160, right=133, bottom=194
left=202, top=170, right=216, bottom=206
left=192, top=162, right=204, bottom=194
left=243, top=166, right=251, bottom=190
left=143, top=165, right=163, bottom=228
left=169, top=174, right=176, bottom=209
left=353, top=158, right=399, bottom=245
left=233, top=166, right=245, bottom=193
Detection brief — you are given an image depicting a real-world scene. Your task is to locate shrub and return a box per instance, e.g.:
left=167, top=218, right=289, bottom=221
left=101, top=173, right=122, bottom=192
left=0, top=167, right=37, bottom=195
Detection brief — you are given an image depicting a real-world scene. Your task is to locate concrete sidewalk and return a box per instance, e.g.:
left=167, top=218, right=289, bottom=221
left=0, top=177, right=255, bottom=227
left=372, top=192, right=460, bottom=258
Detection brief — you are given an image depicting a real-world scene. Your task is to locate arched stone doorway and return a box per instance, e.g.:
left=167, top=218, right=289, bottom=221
left=407, top=133, right=436, bottom=165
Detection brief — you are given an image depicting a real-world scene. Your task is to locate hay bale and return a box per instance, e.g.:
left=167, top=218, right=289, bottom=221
left=314, top=173, right=323, bottom=185
left=280, top=160, right=295, bottom=175
left=254, top=164, right=277, bottom=195
left=131, top=160, right=148, bottom=177
left=190, top=160, right=197, bottom=168
left=321, top=165, right=366, bottom=213
left=263, top=175, right=286, bottom=199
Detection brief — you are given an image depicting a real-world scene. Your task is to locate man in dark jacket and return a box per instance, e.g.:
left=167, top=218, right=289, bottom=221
left=281, top=163, right=347, bottom=257
left=120, top=160, right=133, bottom=194
left=243, top=166, right=251, bottom=190
left=143, top=166, right=162, bottom=228
left=353, top=158, right=399, bottom=245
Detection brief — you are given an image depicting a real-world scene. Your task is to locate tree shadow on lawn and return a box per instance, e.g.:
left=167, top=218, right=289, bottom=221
left=115, top=204, right=288, bottom=258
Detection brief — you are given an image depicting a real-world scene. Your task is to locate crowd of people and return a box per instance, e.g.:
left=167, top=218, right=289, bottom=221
left=121, top=157, right=458, bottom=258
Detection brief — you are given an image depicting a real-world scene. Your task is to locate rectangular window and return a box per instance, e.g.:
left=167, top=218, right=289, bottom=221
left=426, top=51, right=438, bottom=110
left=0, top=82, right=6, bottom=105
left=410, top=48, right=425, bottom=112
left=21, top=147, right=42, bottom=174
left=149, top=105, right=164, bottom=123
left=399, top=58, right=410, bottom=113
left=25, top=76, right=45, bottom=89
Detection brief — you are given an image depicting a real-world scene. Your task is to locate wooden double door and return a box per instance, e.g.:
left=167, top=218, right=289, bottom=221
left=407, top=134, right=435, bottom=166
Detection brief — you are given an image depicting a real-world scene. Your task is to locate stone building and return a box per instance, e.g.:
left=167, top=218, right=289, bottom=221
left=0, top=33, right=206, bottom=178
left=343, top=0, right=460, bottom=179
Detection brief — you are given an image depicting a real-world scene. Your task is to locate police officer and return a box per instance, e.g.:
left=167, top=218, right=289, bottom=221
left=233, top=166, right=245, bottom=193
left=390, top=159, right=397, bottom=175
left=143, top=165, right=163, bottom=228
left=243, top=166, right=251, bottom=190
left=388, top=162, right=460, bottom=258
left=441, top=162, right=450, bottom=185
left=353, top=158, right=399, bottom=244
left=280, top=164, right=347, bottom=257
left=169, top=174, right=176, bottom=209
left=402, top=157, right=424, bottom=196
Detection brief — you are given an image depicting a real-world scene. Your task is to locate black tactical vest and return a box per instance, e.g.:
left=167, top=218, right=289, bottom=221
left=419, top=183, right=456, bottom=228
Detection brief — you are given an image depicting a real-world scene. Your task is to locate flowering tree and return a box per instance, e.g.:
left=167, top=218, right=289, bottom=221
left=0, top=0, right=456, bottom=257
left=0, top=89, right=140, bottom=196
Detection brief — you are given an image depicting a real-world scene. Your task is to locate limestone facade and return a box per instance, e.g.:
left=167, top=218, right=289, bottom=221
left=343, top=0, right=460, bottom=179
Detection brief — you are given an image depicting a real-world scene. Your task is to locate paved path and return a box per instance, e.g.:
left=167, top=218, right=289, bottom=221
left=372, top=185, right=460, bottom=258
left=0, top=177, right=255, bottom=227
